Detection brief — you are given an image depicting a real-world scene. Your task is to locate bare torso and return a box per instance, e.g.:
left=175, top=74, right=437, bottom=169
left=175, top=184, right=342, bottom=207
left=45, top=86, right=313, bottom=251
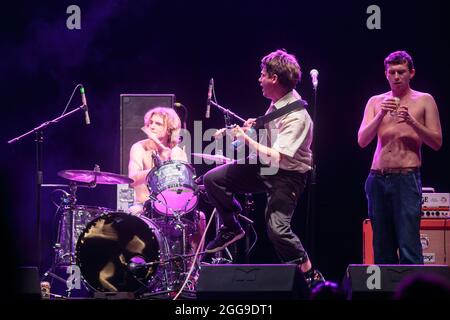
left=129, top=139, right=186, bottom=203
left=371, top=90, right=427, bottom=169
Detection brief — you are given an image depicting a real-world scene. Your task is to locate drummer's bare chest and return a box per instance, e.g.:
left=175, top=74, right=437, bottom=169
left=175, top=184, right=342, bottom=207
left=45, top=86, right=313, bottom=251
left=142, top=149, right=154, bottom=169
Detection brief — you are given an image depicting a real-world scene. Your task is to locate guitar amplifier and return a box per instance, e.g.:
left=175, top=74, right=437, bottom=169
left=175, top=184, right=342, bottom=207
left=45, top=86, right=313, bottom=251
left=363, top=219, right=450, bottom=266
left=422, top=193, right=449, bottom=218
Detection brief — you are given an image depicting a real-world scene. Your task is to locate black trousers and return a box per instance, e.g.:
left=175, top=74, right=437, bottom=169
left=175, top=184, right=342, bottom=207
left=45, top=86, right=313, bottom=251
left=203, top=163, right=309, bottom=264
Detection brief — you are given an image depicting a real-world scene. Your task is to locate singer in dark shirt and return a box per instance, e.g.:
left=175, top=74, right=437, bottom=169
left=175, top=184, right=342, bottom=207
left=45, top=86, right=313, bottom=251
left=203, top=49, right=325, bottom=288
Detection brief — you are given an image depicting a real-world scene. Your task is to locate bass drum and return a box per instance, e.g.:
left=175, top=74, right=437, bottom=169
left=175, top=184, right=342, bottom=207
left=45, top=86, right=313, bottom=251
left=75, top=212, right=169, bottom=294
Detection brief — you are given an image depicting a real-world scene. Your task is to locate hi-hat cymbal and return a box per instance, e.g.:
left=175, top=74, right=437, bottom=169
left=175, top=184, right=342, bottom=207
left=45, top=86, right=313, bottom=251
left=192, top=153, right=233, bottom=164
left=58, top=169, right=134, bottom=185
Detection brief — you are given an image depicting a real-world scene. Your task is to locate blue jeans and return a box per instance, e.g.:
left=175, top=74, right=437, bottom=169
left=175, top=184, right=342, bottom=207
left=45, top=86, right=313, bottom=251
left=365, top=170, right=423, bottom=264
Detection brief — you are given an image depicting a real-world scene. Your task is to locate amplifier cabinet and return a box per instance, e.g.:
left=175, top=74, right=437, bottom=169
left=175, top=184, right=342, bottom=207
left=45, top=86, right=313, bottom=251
left=363, top=219, right=449, bottom=266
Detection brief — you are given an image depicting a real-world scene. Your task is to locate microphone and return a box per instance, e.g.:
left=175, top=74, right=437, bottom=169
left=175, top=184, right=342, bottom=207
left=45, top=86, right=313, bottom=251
left=310, top=69, right=319, bottom=90
left=80, top=86, right=91, bottom=125
left=205, top=78, right=213, bottom=118
left=174, top=102, right=184, bottom=108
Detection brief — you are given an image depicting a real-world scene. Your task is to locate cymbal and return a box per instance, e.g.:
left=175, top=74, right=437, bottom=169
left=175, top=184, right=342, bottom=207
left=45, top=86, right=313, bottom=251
left=58, top=169, right=134, bottom=185
left=192, top=153, right=233, bottom=164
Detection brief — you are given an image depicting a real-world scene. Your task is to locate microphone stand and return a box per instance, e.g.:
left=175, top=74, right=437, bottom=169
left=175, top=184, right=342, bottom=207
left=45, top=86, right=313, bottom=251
left=8, top=103, right=89, bottom=273
left=209, top=100, right=245, bottom=124
left=209, top=100, right=255, bottom=263
left=305, top=85, right=318, bottom=261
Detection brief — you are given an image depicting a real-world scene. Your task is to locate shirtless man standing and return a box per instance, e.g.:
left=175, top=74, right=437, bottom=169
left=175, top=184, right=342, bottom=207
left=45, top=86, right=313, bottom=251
left=358, top=50, right=442, bottom=264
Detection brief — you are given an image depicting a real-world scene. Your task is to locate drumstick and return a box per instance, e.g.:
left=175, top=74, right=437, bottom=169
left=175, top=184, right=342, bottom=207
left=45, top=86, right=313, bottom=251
left=141, top=126, right=167, bottom=150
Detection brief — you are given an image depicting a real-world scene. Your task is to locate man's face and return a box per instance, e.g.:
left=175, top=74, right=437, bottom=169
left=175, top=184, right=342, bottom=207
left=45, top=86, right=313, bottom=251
left=259, top=67, right=277, bottom=100
left=385, top=62, right=415, bottom=91
left=147, top=114, right=167, bottom=140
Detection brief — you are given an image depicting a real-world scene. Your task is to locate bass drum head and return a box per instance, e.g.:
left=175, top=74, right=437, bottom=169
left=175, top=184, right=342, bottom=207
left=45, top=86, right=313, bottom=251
left=76, top=212, right=167, bottom=293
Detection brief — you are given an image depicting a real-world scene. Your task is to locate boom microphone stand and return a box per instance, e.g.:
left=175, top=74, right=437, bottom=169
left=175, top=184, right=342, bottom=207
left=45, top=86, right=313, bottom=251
left=8, top=89, right=89, bottom=273
left=208, top=99, right=256, bottom=262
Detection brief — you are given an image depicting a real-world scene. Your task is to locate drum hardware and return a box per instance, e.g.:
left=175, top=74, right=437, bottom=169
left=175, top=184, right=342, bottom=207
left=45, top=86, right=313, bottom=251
left=42, top=178, right=116, bottom=297
left=42, top=181, right=85, bottom=297
left=209, top=193, right=255, bottom=264
left=58, top=165, right=134, bottom=185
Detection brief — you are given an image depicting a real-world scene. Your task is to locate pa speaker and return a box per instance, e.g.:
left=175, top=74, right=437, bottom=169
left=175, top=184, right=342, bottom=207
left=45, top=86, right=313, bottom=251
left=15, top=267, right=41, bottom=299
left=196, top=264, right=309, bottom=300
left=119, top=94, right=175, bottom=175
left=343, top=264, right=450, bottom=299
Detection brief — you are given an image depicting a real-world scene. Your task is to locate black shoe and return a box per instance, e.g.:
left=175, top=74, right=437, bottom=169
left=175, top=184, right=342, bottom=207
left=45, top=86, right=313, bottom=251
left=304, top=268, right=325, bottom=289
left=205, top=225, right=245, bottom=253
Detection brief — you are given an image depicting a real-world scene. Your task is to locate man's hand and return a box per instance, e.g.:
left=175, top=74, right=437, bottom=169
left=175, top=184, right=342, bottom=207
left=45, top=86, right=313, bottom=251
left=379, top=97, right=400, bottom=117
left=228, top=125, right=246, bottom=139
left=213, top=128, right=227, bottom=139
left=141, top=126, right=171, bottom=160
left=396, top=105, right=416, bottom=125
left=243, top=118, right=256, bottom=128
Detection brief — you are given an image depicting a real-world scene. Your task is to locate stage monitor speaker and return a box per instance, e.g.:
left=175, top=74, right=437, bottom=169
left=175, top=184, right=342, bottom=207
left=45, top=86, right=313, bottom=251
left=119, top=94, right=175, bottom=175
left=343, top=264, right=450, bottom=300
left=15, top=266, right=41, bottom=299
left=196, top=264, right=309, bottom=300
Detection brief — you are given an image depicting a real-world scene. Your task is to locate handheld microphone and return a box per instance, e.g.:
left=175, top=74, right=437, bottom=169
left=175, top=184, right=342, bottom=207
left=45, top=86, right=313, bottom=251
left=205, top=78, right=213, bottom=118
left=310, top=69, right=319, bottom=90
left=80, top=86, right=91, bottom=125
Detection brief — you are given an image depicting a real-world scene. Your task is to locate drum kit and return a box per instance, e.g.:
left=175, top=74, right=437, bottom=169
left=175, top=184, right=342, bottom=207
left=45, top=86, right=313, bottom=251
left=43, top=156, right=230, bottom=299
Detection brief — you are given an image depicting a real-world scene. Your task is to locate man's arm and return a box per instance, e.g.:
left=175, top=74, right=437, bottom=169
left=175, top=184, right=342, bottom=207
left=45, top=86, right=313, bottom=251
left=128, top=143, right=152, bottom=187
left=170, top=146, right=188, bottom=162
left=229, top=125, right=281, bottom=165
left=397, top=94, right=442, bottom=150
left=358, top=96, right=386, bottom=148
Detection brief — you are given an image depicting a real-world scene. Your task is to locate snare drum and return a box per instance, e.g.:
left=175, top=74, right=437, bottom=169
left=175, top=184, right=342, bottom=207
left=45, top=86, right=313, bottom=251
left=146, top=160, right=198, bottom=216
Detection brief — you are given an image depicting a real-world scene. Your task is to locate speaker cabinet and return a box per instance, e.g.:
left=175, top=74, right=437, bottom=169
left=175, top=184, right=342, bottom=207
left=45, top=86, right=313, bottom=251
left=343, top=264, right=450, bottom=300
left=363, top=218, right=449, bottom=265
left=117, top=94, right=175, bottom=211
left=119, top=94, right=175, bottom=175
left=196, top=264, right=308, bottom=300
left=16, top=267, right=41, bottom=299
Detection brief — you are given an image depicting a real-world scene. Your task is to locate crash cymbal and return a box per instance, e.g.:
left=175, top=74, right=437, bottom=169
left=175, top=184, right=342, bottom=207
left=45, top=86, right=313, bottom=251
left=192, top=153, right=233, bottom=164
left=58, top=169, right=134, bottom=185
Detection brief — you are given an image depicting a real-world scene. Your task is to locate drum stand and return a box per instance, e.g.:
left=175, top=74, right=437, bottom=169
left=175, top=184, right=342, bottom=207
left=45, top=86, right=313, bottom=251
left=41, top=182, right=88, bottom=298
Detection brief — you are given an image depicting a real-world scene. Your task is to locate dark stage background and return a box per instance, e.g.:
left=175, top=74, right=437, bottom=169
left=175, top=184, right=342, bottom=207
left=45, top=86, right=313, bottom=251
left=1, top=0, right=449, bottom=294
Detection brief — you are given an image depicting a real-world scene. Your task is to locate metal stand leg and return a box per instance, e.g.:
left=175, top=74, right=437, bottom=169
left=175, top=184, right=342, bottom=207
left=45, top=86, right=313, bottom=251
left=41, top=183, right=88, bottom=298
left=211, top=208, right=233, bottom=264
